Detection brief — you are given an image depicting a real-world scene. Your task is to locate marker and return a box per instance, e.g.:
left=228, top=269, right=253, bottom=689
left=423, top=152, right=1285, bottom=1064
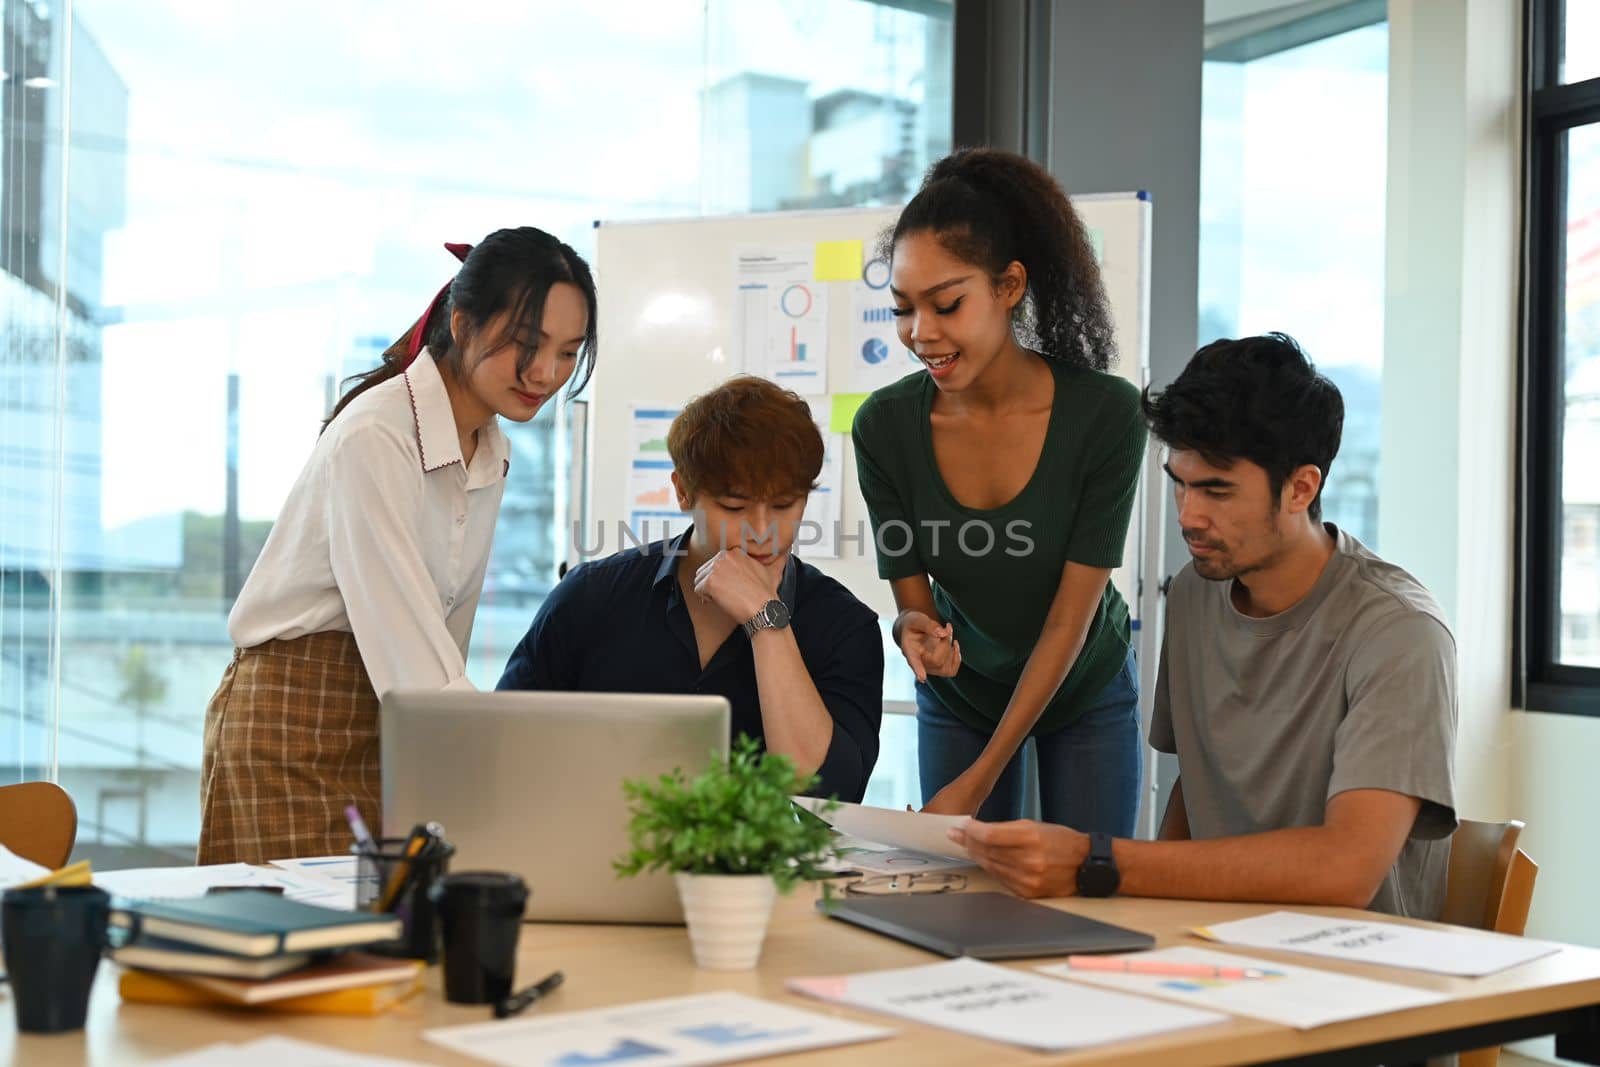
left=1065, top=955, right=1277, bottom=980
left=495, top=971, right=564, bottom=1019
left=345, top=804, right=377, bottom=856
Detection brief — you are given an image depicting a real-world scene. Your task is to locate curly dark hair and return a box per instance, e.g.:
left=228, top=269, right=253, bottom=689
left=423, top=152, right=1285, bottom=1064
left=1142, top=333, right=1344, bottom=520
left=882, top=147, right=1116, bottom=371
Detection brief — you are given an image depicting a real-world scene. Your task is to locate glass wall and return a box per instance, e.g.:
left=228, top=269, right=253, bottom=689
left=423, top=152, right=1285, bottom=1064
left=2, top=0, right=951, bottom=861
left=1198, top=18, right=1387, bottom=547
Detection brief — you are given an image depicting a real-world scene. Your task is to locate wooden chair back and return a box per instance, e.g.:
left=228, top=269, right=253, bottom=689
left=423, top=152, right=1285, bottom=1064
left=0, top=781, right=78, bottom=870
left=1443, top=818, right=1540, bottom=1067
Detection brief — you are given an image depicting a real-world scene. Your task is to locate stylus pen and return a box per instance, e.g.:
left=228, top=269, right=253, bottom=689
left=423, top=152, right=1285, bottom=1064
left=1065, top=956, right=1276, bottom=980
left=495, top=970, right=565, bottom=1019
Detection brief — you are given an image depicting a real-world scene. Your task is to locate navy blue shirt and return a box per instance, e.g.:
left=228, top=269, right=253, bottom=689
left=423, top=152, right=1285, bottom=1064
left=496, top=531, right=884, bottom=802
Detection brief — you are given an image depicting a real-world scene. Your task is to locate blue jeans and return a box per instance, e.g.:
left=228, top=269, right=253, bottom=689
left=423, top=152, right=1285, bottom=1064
left=916, top=648, right=1142, bottom=834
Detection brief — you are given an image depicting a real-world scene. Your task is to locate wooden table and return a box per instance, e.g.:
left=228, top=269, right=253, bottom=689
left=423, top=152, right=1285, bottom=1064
left=7, top=883, right=1600, bottom=1067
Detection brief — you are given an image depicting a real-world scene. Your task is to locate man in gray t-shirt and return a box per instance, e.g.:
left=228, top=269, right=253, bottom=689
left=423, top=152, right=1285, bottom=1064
left=1151, top=525, right=1456, bottom=918
left=951, top=334, right=1458, bottom=919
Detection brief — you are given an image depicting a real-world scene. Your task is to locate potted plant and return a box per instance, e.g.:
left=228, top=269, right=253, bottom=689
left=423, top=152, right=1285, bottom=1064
left=615, top=735, right=840, bottom=971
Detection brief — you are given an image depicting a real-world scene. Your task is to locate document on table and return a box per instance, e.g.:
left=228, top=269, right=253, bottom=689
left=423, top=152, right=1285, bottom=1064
left=793, top=797, right=970, bottom=860
left=148, top=1035, right=426, bottom=1065
left=788, top=956, right=1226, bottom=1052
left=1040, top=946, right=1448, bottom=1029
left=424, top=990, right=892, bottom=1067
left=818, top=834, right=976, bottom=875
left=95, top=862, right=353, bottom=910
left=269, top=854, right=369, bottom=909
left=1196, top=910, right=1563, bottom=977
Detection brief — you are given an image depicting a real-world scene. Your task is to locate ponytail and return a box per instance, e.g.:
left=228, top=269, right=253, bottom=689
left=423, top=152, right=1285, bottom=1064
left=887, top=147, right=1115, bottom=372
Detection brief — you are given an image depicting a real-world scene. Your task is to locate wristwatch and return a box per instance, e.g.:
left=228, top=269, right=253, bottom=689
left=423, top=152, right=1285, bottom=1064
left=740, top=598, right=791, bottom=638
left=1076, top=832, right=1121, bottom=897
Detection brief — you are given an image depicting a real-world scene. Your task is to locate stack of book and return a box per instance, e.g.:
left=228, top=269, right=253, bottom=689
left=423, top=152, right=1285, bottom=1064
left=112, top=890, right=421, bottom=1015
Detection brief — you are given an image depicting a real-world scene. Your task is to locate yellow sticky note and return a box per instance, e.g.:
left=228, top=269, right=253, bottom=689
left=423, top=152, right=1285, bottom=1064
left=814, top=240, right=865, bottom=282
left=830, top=393, right=870, bottom=434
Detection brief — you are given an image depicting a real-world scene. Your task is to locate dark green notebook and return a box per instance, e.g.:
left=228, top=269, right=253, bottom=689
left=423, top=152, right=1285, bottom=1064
left=122, top=891, right=400, bottom=958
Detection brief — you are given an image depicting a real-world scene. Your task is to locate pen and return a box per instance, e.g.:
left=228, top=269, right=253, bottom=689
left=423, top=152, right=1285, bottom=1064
left=1065, top=955, right=1277, bottom=980
left=494, top=970, right=564, bottom=1019
left=345, top=804, right=378, bottom=856
left=207, top=885, right=286, bottom=895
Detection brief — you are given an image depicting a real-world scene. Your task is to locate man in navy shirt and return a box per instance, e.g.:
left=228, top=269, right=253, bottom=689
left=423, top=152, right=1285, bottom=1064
left=498, top=376, right=884, bottom=801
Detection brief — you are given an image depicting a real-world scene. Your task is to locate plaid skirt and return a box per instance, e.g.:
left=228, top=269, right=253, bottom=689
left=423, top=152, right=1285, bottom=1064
left=198, top=631, right=381, bottom=865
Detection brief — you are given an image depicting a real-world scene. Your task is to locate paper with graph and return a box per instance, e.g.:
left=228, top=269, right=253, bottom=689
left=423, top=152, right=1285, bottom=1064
left=1040, top=946, right=1445, bottom=1029
left=424, top=991, right=891, bottom=1067
left=788, top=957, right=1225, bottom=1052
left=845, top=280, right=920, bottom=393
left=626, top=405, right=689, bottom=541
left=734, top=245, right=828, bottom=395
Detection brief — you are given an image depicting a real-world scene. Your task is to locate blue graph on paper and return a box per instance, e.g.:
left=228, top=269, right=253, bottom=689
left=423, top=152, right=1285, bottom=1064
left=861, top=338, right=889, bottom=365
left=553, top=1039, right=670, bottom=1065
left=678, top=1023, right=810, bottom=1046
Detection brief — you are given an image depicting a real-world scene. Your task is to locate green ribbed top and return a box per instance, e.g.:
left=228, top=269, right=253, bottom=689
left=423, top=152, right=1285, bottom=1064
left=852, top=358, right=1147, bottom=735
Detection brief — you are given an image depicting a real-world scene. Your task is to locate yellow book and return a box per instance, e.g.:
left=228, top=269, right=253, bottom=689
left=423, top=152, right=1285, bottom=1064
left=117, top=967, right=423, bottom=1016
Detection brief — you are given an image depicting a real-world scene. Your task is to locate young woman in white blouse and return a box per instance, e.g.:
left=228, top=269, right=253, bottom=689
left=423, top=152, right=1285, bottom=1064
left=198, top=227, right=597, bottom=864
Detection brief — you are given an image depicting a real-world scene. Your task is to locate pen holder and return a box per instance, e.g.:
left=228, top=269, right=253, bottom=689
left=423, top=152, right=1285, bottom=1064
left=354, top=837, right=455, bottom=964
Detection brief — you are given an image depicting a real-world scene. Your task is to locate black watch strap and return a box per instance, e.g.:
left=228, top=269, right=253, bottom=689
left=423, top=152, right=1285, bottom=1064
left=1076, top=831, right=1121, bottom=897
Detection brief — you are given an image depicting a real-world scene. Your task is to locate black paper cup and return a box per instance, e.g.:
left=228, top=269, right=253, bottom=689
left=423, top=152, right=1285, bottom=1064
left=2, top=885, right=112, bottom=1034
left=429, top=871, right=528, bottom=1004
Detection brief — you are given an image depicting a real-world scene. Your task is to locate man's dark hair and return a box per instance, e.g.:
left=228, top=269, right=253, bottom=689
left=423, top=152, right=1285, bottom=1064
left=1142, top=333, right=1344, bottom=521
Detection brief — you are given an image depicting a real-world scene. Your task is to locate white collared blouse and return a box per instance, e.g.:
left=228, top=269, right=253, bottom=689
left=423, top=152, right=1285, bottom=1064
left=228, top=351, right=511, bottom=697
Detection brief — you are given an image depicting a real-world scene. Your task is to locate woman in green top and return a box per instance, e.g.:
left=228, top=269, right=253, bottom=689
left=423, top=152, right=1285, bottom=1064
left=852, top=147, right=1147, bottom=830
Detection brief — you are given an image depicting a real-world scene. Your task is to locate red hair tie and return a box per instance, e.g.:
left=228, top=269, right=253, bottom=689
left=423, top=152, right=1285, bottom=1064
left=401, top=241, right=474, bottom=369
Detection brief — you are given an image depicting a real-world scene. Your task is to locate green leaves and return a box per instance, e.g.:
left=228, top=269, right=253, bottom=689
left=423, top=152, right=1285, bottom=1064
left=614, top=735, right=841, bottom=893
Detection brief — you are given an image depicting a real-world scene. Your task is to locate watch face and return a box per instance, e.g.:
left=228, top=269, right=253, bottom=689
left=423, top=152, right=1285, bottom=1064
left=1077, top=859, right=1120, bottom=898
left=765, top=599, right=791, bottom=629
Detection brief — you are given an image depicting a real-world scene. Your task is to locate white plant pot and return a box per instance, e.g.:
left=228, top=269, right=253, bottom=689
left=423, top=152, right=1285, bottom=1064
left=674, top=872, right=779, bottom=971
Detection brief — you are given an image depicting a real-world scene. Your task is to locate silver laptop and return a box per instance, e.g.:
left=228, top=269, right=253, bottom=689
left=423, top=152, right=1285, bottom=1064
left=381, top=690, right=729, bottom=924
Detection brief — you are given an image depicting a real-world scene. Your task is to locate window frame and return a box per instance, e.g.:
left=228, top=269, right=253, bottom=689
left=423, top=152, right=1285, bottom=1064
left=1518, top=0, right=1600, bottom=715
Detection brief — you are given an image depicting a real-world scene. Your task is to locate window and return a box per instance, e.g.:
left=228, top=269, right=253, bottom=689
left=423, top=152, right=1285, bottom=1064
left=1199, top=12, right=1388, bottom=548
left=1563, top=0, right=1600, bottom=84
left=1, top=0, right=952, bottom=860
left=1522, top=0, right=1600, bottom=712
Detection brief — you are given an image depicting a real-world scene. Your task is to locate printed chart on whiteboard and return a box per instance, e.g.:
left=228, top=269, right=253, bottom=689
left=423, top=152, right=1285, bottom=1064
left=846, top=265, right=920, bottom=394
left=627, top=405, right=689, bottom=542
left=734, top=245, right=829, bottom=394
left=800, top=415, right=845, bottom=560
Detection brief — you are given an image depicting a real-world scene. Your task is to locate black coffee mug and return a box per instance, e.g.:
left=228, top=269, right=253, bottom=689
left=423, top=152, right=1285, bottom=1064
left=429, top=871, right=528, bottom=1004
left=2, top=885, right=116, bottom=1034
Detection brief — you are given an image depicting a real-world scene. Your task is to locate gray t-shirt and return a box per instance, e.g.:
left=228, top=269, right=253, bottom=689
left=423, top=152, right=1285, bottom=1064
left=1150, top=525, right=1458, bottom=919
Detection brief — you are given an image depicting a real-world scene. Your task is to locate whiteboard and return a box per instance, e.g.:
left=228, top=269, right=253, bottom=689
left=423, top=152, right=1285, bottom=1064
left=591, top=197, right=1166, bottom=835
left=589, top=195, right=1153, bottom=619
